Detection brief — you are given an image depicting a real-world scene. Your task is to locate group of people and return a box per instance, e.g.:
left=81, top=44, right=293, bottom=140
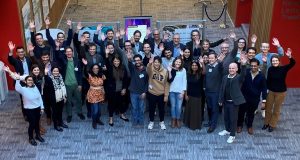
left=3, top=17, right=295, bottom=146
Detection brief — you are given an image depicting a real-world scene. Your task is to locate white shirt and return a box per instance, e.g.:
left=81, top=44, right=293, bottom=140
left=169, top=68, right=187, bottom=93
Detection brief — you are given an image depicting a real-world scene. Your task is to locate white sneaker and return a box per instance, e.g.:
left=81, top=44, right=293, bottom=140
left=227, top=136, right=235, bottom=143
left=218, top=130, right=230, bottom=136
left=261, top=110, right=265, bottom=118
left=148, top=122, right=154, bottom=130
left=159, top=121, right=166, bottom=130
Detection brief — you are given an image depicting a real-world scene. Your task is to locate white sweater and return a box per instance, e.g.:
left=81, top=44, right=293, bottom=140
left=15, top=80, right=44, bottom=109
left=169, top=68, right=187, bottom=93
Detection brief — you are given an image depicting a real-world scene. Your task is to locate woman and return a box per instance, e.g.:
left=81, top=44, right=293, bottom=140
left=85, top=64, right=106, bottom=129
left=184, top=61, right=204, bottom=130
left=44, top=66, right=68, bottom=132
left=146, top=56, right=169, bottom=130
left=263, top=48, right=296, bottom=132
left=105, top=56, right=129, bottom=126
left=168, top=57, right=187, bottom=128
left=4, top=66, right=45, bottom=146
left=182, top=47, right=193, bottom=72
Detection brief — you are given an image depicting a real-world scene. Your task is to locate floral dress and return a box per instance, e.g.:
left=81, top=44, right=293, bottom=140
left=87, top=76, right=105, bottom=103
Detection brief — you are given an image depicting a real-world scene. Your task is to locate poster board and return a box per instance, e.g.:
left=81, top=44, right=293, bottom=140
left=124, top=16, right=152, bottom=42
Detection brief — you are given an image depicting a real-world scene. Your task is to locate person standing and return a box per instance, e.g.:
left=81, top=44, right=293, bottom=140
left=263, top=48, right=296, bottom=132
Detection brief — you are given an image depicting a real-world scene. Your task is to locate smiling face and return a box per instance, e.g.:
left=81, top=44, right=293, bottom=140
left=143, top=43, right=151, bottom=54
left=107, top=31, right=114, bottom=40
left=173, top=34, right=180, bottom=45
left=41, top=54, right=50, bottom=64
left=16, top=48, right=25, bottom=59
left=125, top=41, right=132, bottom=51
left=52, top=68, right=60, bottom=77
left=238, top=39, right=246, bottom=49
left=202, top=41, right=210, bottom=50
left=32, top=67, right=40, bottom=76
left=191, top=62, right=199, bottom=72
left=250, top=61, right=259, bottom=73
left=57, top=33, right=65, bottom=43
left=261, top=43, right=270, bottom=54
left=174, top=59, right=182, bottom=69
left=247, top=48, right=256, bottom=60
left=208, top=54, right=217, bottom=64
left=35, top=35, right=44, bottom=46
left=221, top=43, right=229, bottom=54
left=202, top=55, right=208, bottom=64
left=107, top=44, right=115, bottom=54
left=183, top=49, right=191, bottom=59
left=153, top=30, right=160, bottom=41
left=65, top=48, right=73, bottom=58
left=134, top=57, right=142, bottom=67
left=191, top=31, right=200, bottom=41
left=228, top=63, right=238, bottom=75
left=153, top=59, right=161, bottom=70
left=25, top=77, right=34, bottom=87
left=92, top=65, right=100, bottom=74
left=89, top=46, right=96, bottom=56
left=134, top=32, right=141, bottom=42
left=271, top=57, right=280, bottom=67
left=83, top=33, right=90, bottom=43
left=113, top=58, right=120, bottom=68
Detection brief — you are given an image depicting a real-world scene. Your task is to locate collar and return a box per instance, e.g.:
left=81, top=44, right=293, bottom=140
left=227, top=74, right=236, bottom=78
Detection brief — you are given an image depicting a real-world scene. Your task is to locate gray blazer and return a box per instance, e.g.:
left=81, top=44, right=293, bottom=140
left=218, top=65, right=246, bottom=106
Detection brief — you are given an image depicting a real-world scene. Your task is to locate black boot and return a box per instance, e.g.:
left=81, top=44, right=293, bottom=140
left=35, top=135, right=45, bottom=143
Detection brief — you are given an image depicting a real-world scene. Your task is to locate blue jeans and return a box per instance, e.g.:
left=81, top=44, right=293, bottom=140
left=130, top=92, right=145, bottom=125
left=169, top=92, right=183, bottom=119
left=205, top=91, right=219, bottom=128
left=90, top=103, right=102, bottom=122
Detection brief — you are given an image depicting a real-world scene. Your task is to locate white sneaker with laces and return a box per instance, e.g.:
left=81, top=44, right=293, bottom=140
left=227, top=136, right=235, bottom=143
left=148, top=122, right=154, bottom=130
left=218, top=130, right=230, bottom=136
left=159, top=121, right=166, bottom=130
left=261, top=109, right=265, bottom=118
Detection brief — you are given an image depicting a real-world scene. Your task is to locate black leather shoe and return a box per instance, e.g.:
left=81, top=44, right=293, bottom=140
left=97, top=119, right=104, bottom=125
left=67, top=116, right=72, bottom=123
left=77, top=113, right=86, bottom=120
left=29, top=139, right=37, bottom=146
left=60, top=123, right=68, bottom=128
left=54, top=126, right=63, bottom=132
left=92, top=122, right=97, bottom=129
left=207, top=127, right=215, bottom=133
left=35, top=136, right=45, bottom=143
left=109, top=122, right=114, bottom=127
left=268, top=126, right=274, bottom=132
left=120, top=116, right=129, bottom=122
left=262, top=124, right=269, bottom=130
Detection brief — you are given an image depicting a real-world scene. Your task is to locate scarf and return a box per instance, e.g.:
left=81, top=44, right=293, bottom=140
left=50, top=74, right=67, bottom=102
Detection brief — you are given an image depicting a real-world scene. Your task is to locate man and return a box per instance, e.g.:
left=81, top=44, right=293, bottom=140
left=218, top=56, right=247, bottom=144
left=237, top=58, right=267, bottom=135
left=55, top=45, right=85, bottom=123
left=165, top=33, right=185, bottom=58
left=45, top=18, right=73, bottom=61
left=138, top=42, right=155, bottom=66
left=29, top=21, right=51, bottom=59
left=7, top=41, right=32, bottom=120
left=144, top=28, right=163, bottom=56
left=204, top=52, right=225, bottom=133
left=73, top=22, right=90, bottom=59
left=93, top=24, right=124, bottom=57
left=131, top=30, right=143, bottom=52
left=128, top=54, right=148, bottom=126
left=161, top=47, right=175, bottom=70
left=255, top=38, right=284, bottom=77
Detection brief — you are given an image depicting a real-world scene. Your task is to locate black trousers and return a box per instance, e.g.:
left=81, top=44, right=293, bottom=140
left=148, top=93, right=165, bottom=122
left=81, top=78, right=91, bottom=115
left=19, top=94, right=26, bottom=118
left=42, top=95, right=52, bottom=119
left=224, top=101, right=239, bottom=136
left=52, top=100, right=64, bottom=127
left=25, top=107, right=41, bottom=139
left=237, top=101, right=259, bottom=128
left=107, top=91, right=128, bottom=117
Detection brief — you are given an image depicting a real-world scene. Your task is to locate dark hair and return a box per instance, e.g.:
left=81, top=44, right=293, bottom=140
left=106, top=29, right=114, bottom=35
left=56, top=32, right=64, bottom=38
left=133, top=54, right=142, bottom=61
left=112, top=56, right=124, bottom=80
left=106, top=41, right=114, bottom=47
left=133, top=30, right=142, bottom=36
left=208, top=52, right=217, bottom=58
left=89, top=43, right=97, bottom=49
left=16, top=46, right=24, bottom=51
left=41, top=51, right=50, bottom=57
left=143, top=42, right=151, bottom=47
left=51, top=65, right=60, bottom=72
left=89, top=64, right=103, bottom=77
left=25, top=75, right=33, bottom=81
left=188, top=61, right=201, bottom=80
left=270, top=54, right=280, bottom=65
left=247, top=47, right=257, bottom=53
left=190, top=29, right=200, bottom=39
left=35, top=33, right=43, bottom=39
left=237, top=38, right=247, bottom=51
left=30, top=64, right=43, bottom=77
left=172, top=57, right=183, bottom=70
left=182, top=47, right=192, bottom=60
left=201, top=39, right=210, bottom=45
left=82, top=31, right=90, bottom=35
left=153, top=56, right=162, bottom=64
left=249, top=58, right=260, bottom=66
left=65, top=46, right=73, bottom=52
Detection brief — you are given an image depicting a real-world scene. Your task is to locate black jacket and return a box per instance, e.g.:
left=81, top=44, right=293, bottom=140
left=8, top=55, right=32, bottom=75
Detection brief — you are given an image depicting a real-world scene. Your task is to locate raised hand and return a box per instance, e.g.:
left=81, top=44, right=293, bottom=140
left=96, top=23, right=102, bottom=32
left=27, top=43, right=35, bottom=53
left=130, top=36, right=135, bottom=44
left=229, top=30, right=236, bottom=40
left=167, top=66, right=172, bottom=72
left=149, top=56, right=154, bottom=64
left=251, top=34, right=257, bottom=43
left=146, top=27, right=152, bottom=37
left=29, top=20, right=35, bottom=31
left=101, top=33, right=106, bottom=41
left=77, top=22, right=83, bottom=31
left=262, top=56, right=267, bottom=63
left=198, top=56, right=204, bottom=64
left=8, top=41, right=15, bottom=51
left=2, top=65, right=11, bottom=72
left=80, top=36, right=86, bottom=44
left=285, top=48, right=292, bottom=58
left=195, top=39, right=200, bottom=46
left=120, top=28, right=125, bottom=36
left=105, top=47, right=110, bottom=58
left=66, top=18, right=72, bottom=28
left=180, top=50, right=184, bottom=57
left=45, top=17, right=51, bottom=27
left=55, top=40, right=60, bottom=48
left=240, top=51, right=248, bottom=65
left=115, top=31, right=120, bottom=39
left=163, top=32, right=170, bottom=41
left=218, top=52, right=226, bottom=62
left=44, top=67, right=49, bottom=75
left=159, top=44, right=164, bottom=51
left=272, top=38, right=280, bottom=47
left=82, top=58, right=88, bottom=65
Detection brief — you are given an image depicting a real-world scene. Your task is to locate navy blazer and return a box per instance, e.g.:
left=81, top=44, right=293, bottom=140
left=8, top=55, right=32, bottom=75
left=165, top=41, right=185, bottom=57
left=143, top=37, right=162, bottom=54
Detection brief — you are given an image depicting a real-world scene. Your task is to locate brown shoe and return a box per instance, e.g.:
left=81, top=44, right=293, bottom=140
left=171, top=119, right=176, bottom=128
left=177, top=119, right=181, bottom=128
left=248, top=127, right=254, bottom=135
left=237, top=127, right=242, bottom=133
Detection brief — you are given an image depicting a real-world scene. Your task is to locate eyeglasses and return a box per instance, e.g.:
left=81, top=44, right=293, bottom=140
left=153, top=34, right=159, bottom=36
left=192, top=35, right=198, bottom=37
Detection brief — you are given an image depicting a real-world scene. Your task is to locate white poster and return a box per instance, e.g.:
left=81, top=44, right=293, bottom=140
left=127, top=25, right=147, bottom=43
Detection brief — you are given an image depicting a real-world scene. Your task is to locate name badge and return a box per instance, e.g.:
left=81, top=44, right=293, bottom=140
left=139, top=74, right=144, bottom=78
left=74, top=67, right=78, bottom=71
left=59, top=48, right=65, bottom=51
left=208, top=68, right=212, bottom=72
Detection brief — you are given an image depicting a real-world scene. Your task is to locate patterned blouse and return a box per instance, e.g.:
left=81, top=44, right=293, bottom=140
left=87, top=75, right=105, bottom=103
